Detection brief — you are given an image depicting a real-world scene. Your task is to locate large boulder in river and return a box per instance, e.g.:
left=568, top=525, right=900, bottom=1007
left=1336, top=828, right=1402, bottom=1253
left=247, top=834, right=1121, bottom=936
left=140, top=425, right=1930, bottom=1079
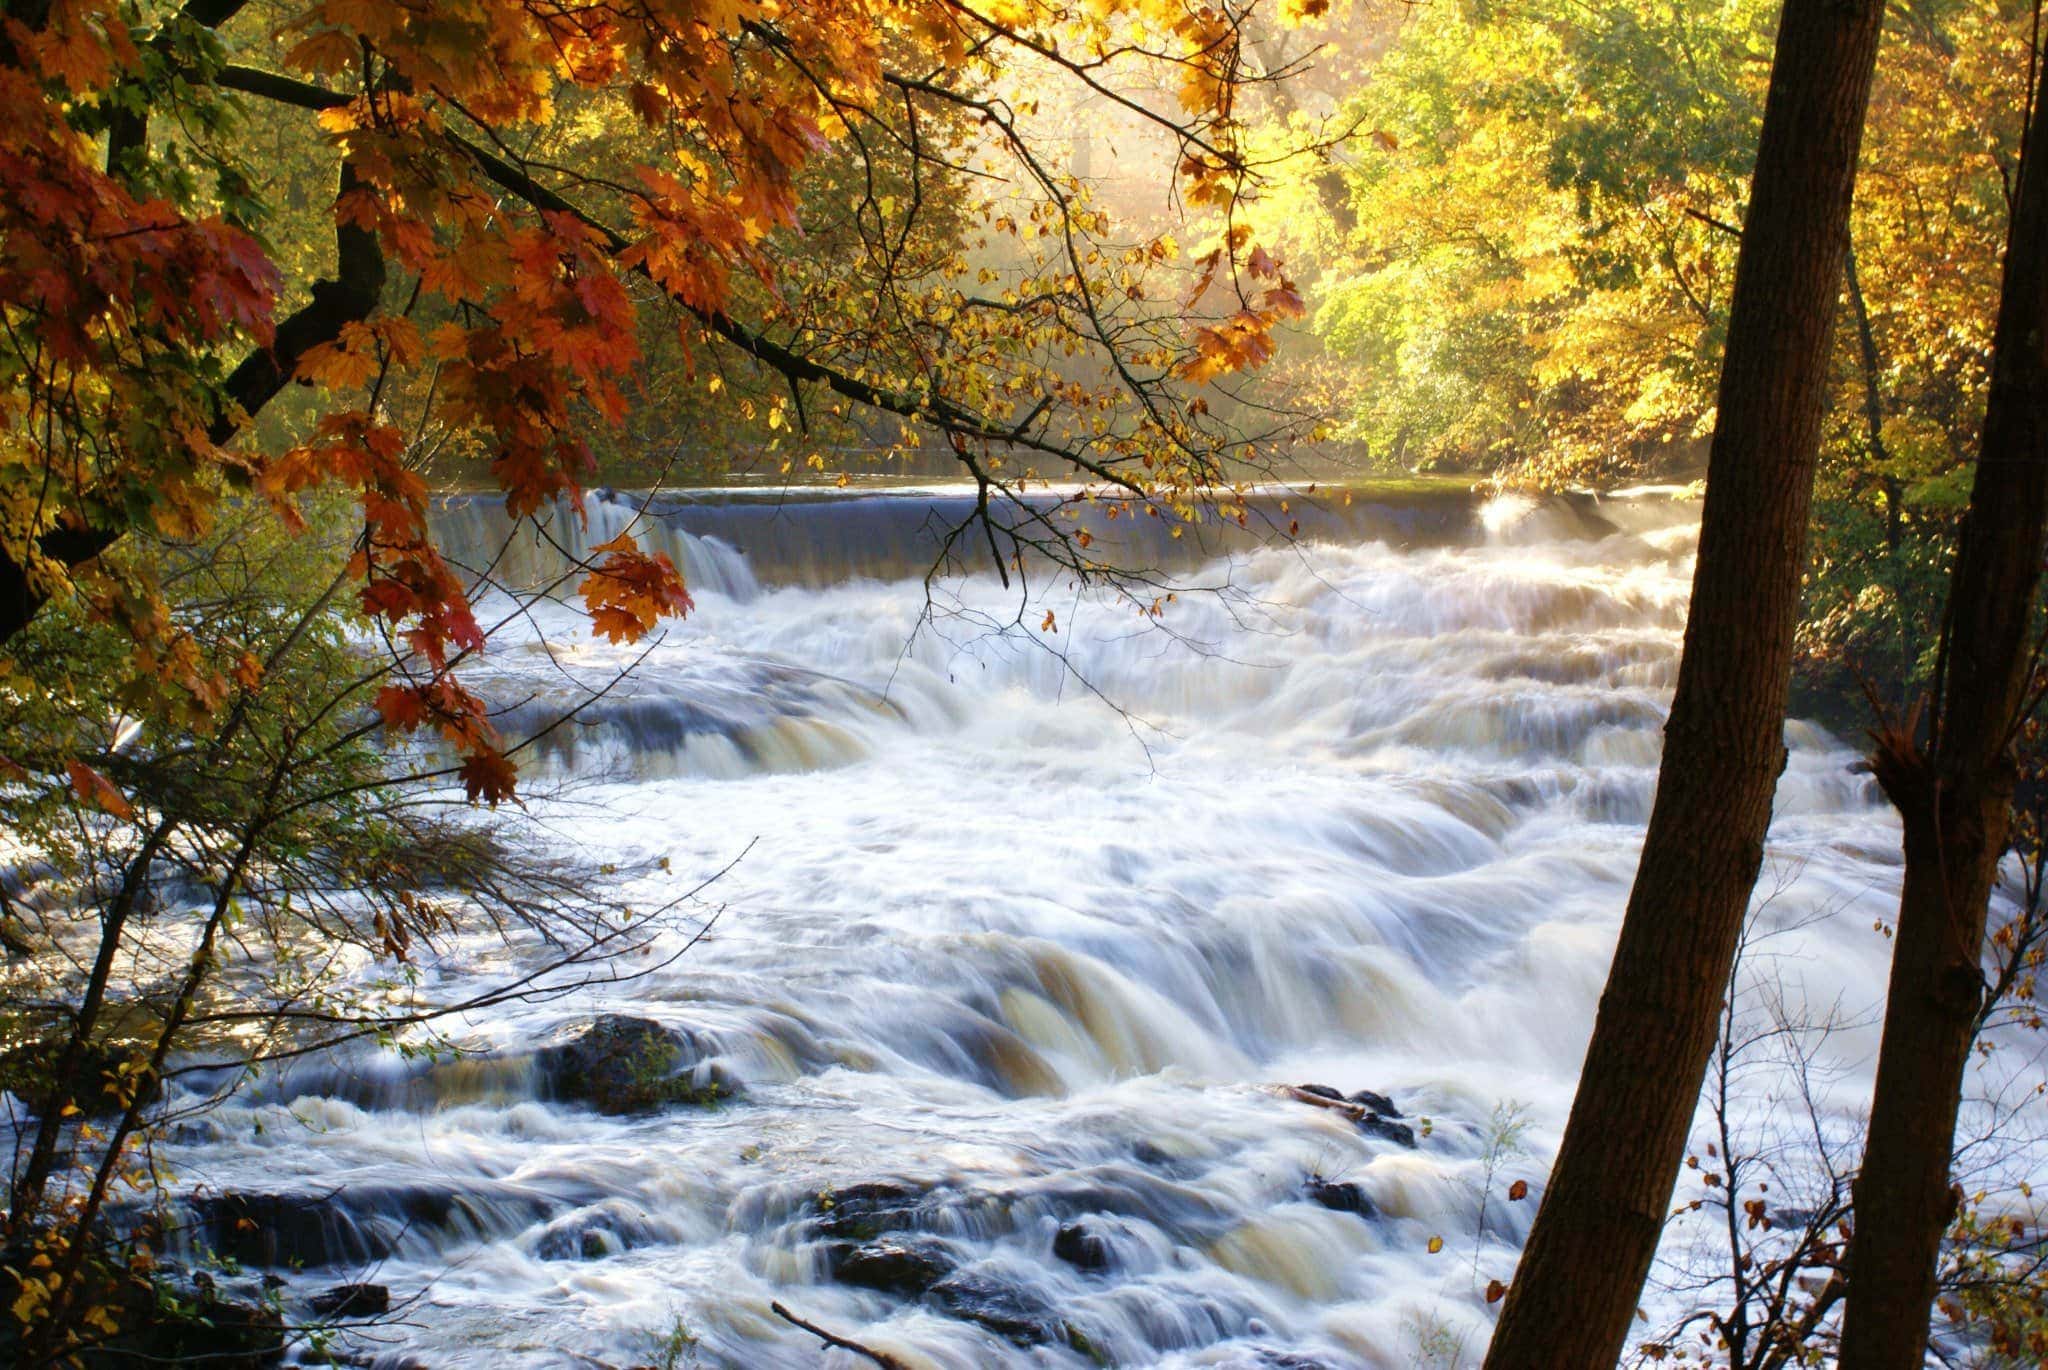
left=831, top=1235, right=956, bottom=1295
left=805, top=1180, right=939, bottom=1242
left=928, top=1270, right=1059, bottom=1347
left=534, top=1015, right=740, bottom=1115
left=190, top=1182, right=562, bottom=1269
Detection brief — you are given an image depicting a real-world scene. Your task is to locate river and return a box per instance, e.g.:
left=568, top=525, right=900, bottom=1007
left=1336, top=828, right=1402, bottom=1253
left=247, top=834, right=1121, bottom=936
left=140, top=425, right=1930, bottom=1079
left=150, top=485, right=2022, bottom=1367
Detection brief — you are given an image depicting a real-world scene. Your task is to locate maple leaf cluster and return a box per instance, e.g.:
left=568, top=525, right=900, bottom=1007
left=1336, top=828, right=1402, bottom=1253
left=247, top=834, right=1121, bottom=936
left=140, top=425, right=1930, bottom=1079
left=0, top=8, right=278, bottom=717
left=1, top=0, right=1317, bottom=805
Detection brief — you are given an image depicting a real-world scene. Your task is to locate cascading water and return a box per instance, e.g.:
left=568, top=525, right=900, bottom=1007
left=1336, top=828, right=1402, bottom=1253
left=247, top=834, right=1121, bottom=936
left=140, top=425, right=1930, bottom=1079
left=136, top=486, right=2032, bottom=1367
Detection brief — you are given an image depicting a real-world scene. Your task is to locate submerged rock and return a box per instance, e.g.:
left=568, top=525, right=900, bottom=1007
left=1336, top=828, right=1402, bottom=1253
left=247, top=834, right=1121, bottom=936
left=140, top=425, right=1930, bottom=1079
left=531, top=1205, right=666, bottom=1262
left=831, top=1236, right=955, bottom=1294
left=1303, top=1177, right=1376, bottom=1218
left=535, top=1014, right=741, bottom=1115
left=1358, top=1113, right=1417, bottom=1149
left=1250, top=1350, right=1345, bottom=1370
left=1131, top=1139, right=1178, bottom=1168
left=1051, top=1220, right=1114, bottom=1272
left=1288, top=1082, right=1416, bottom=1149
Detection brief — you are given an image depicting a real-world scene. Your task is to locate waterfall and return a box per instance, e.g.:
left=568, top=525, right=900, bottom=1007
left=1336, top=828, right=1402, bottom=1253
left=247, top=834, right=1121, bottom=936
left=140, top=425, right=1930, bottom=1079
left=432, top=492, right=761, bottom=601
left=99, top=483, right=2022, bottom=1369
left=429, top=481, right=1556, bottom=597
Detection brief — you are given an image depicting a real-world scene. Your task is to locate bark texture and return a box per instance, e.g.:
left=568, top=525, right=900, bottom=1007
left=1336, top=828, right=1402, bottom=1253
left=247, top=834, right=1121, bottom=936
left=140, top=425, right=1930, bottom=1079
left=1836, top=62, right=2048, bottom=1370
left=1482, top=1, right=1885, bottom=1363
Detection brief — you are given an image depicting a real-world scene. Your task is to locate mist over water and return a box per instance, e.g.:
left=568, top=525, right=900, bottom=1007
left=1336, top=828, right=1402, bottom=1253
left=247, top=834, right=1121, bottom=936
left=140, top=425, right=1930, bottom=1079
left=149, top=487, right=2012, bottom=1367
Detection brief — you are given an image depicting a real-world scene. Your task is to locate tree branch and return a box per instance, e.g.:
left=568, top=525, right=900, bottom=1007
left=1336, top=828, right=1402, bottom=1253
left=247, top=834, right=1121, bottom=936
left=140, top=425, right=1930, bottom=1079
left=769, top=1302, right=911, bottom=1369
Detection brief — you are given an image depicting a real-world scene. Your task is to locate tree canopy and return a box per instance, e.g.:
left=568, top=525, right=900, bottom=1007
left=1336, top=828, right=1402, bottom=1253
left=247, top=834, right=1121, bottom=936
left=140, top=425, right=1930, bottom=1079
left=0, top=0, right=1323, bottom=804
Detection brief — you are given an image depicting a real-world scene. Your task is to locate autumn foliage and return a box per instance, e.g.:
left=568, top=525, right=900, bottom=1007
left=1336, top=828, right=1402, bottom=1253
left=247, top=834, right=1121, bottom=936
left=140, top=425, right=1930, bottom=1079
left=0, top=0, right=1310, bottom=803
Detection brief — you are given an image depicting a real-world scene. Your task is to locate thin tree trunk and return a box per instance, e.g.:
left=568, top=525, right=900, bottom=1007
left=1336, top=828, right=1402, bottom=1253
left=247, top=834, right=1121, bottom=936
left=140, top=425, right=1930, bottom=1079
left=1844, top=243, right=1903, bottom=551
left=1483, top=0, right=1885, bottom=1363
left=1837, top=47, right=2048, bottom=1369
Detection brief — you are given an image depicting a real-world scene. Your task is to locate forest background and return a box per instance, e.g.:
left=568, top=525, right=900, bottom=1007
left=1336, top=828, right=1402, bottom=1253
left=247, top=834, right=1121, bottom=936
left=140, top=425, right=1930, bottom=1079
left=0, top=0, right=2044, bottom=1363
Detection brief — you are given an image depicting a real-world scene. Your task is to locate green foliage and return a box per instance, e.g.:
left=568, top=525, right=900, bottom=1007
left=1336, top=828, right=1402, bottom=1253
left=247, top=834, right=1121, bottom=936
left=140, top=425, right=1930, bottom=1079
left=0, top=498, right=436, bottom=1357
left=642, top=1310, right=703, bottom=1370
left=0, top=493, right=391, bottom=912
left=1296, top=0, right=2034, bottom=725
left=1309, top=0, right=1771, bottom=478
left=1941, top=1202, right=2048, bottom=1366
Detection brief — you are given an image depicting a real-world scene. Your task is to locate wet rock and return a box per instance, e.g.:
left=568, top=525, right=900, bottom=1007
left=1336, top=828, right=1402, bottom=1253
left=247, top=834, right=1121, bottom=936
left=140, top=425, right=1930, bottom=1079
left=535, top=1014, right=741, bottom=1115
left=1358, top=1113, right=1417, bottom=1149
left=1021, top=1171, right=1231, bottom=1237
left=1064, top=1321, right=1112, bottom=1367
left=190, top=1183, right=562, bottom=1268
left=531, top=1204, right=665, bottom=1261
left=807, top=1181, right=933, bottom=1241
left=1051, top=1220, right=1113, bottom=1272
left=1347, top=1088, right=1402, bottom=1118
left=191, top=1192, right=392, bottom=1268
left=928, top=1270, right=1058, bottom=1347
left=1285, top=1082, right=1417, bottom=1149
left=538, top=1225, right=613, bottom=1261
left=309, top=1283, right=389, bottom=1318
left=1295, top=1082, right=1404, bottom=1116
left=830, top=1236, right=955, bottom=1294
left=1251, top=1351, right=1344, bottom=1370
left=1304, top=1177, right=1376, bottom=1218
left=1131, top=1139, right=1176, bottom=1168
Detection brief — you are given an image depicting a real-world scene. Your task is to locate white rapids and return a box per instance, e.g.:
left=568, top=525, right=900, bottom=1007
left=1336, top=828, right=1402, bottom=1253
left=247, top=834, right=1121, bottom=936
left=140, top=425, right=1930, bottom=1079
left=140, top=486, right=2040, bottom=1368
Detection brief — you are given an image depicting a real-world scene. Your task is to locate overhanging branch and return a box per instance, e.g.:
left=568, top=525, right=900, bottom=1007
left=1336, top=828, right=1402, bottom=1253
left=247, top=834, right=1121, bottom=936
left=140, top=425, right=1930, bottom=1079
left=212, top=62, right=1150, bottom=496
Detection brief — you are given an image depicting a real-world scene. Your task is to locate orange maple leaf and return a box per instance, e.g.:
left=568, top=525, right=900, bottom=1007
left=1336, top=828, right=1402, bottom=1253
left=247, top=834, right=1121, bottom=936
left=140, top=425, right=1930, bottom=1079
left=66, top=760, right=133, bottom=820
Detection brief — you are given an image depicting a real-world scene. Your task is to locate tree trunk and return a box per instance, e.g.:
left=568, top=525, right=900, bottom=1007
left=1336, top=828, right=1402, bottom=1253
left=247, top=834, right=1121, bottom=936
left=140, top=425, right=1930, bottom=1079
left=1482, top=1, right=1885, bottom=1364
left=1837, top=56, right=2048, bottom=1370
left=1844, top=244, right=1903, bottom=552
